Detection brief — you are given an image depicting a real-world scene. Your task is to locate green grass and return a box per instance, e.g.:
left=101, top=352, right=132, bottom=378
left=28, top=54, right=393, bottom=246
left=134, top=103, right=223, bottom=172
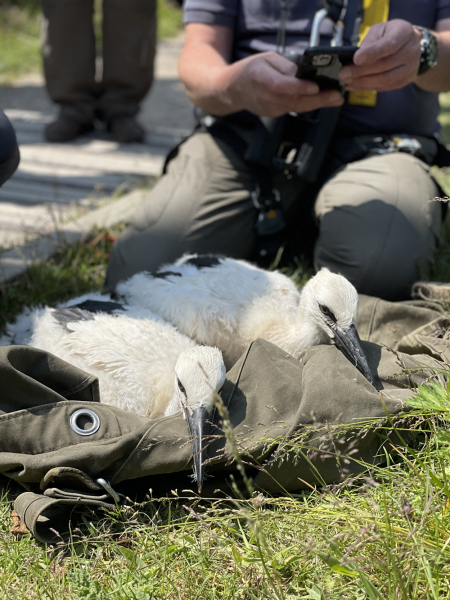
left=0, top=0, right=183, bottom=82
left=0, top=3, right=41, bottom=81
left=158, top=0, right=183, bottom=40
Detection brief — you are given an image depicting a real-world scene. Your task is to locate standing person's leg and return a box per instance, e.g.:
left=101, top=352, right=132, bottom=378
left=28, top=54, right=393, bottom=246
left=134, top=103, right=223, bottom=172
left=41, top=0, right=97, bottom=141
left=98, top=0, right=157, bottom=143
left=314, top=153, right=442, bottom=301
left=105, top=131, right=302, bottom=290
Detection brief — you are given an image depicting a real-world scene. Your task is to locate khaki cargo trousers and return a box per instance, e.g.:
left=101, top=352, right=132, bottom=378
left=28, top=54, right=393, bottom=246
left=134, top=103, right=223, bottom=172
left=41, top=0, right=156, bottom=123
left=106, top=130, right=442, bottom=300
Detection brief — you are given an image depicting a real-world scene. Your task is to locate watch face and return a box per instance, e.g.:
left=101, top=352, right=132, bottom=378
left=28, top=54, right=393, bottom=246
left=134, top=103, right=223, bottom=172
left=429, top=35, right=439, bottom=66
left=417, top=27, right=438, bottom=74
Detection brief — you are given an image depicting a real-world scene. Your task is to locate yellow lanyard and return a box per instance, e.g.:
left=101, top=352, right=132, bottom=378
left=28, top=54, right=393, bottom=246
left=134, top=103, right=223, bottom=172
left=347, top=0, right=390, bottom=107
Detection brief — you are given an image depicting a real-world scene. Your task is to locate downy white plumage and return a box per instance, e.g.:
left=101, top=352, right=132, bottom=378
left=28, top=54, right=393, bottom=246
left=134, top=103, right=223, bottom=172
left=0, top=292, right=226, bottom=492
left=116, top=255, right=375, bottom=385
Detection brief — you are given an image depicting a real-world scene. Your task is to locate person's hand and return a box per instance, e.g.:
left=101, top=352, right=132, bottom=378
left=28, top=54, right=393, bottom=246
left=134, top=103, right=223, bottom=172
left=226, top=51, right=344, bottom=116
left=339, top=19, right=422, bottom=92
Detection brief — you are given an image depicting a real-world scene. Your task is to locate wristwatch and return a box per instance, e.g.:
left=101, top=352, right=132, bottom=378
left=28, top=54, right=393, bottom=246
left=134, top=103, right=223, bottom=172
left=414, top=25, right=439, bottom=75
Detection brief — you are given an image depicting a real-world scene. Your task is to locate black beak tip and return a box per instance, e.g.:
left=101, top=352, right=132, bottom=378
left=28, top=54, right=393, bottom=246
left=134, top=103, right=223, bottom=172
left=194, top=453, right=205, bottom=494
left=185, top=406, right=210, bottom=495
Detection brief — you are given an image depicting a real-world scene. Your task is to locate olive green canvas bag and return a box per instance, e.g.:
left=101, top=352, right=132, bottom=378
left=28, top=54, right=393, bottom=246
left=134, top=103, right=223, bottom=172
left=1, top=294, right=449, bottom=543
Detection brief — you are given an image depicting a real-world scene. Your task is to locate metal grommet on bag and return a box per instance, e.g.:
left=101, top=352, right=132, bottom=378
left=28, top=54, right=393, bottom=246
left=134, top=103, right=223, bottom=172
left=70, top=408, right=101, bottom=436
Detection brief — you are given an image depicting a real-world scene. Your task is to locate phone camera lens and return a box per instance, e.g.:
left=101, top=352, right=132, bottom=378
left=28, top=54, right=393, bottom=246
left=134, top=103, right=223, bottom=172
left=312, top=55, right=332, bottom=67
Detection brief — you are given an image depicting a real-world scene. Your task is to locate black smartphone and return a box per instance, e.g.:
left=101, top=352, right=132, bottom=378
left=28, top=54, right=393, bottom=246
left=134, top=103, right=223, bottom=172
left=294, top=46, right=358, bottom=92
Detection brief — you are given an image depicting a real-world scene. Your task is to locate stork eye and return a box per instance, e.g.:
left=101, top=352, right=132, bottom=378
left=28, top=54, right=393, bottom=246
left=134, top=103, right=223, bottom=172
left=177, top=378, right=186, bottom=395
left=319, top=304, right=336, bottom=321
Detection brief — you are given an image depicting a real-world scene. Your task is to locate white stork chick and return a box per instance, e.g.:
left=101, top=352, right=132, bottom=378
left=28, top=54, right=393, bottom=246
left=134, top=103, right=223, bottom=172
left=1, top=294, right=226, bottom=492
left=116, top=255, right=375, bottom=385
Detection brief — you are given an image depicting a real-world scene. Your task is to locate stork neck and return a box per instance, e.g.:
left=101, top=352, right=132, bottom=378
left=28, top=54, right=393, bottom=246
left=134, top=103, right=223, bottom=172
left=242, top=293, right=329, bottom=359
left=294, top=301, right=330, bottom=355
left=260, top=318, right=319, bottom=360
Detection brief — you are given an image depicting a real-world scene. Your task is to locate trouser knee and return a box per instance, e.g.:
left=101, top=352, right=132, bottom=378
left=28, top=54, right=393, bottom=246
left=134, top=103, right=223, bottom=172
left=314, top=153, right=441, bottom=301
left=314, top=201, right=437, bottom=301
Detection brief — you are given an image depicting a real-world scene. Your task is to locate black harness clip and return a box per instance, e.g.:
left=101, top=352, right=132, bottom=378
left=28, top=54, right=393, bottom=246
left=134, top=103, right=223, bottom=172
left=251, top=184, right=286, bottom=259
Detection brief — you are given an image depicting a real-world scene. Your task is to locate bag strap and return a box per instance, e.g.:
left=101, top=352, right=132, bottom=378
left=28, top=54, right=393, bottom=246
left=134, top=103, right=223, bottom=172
left=197, top=116, right=287, bottom=264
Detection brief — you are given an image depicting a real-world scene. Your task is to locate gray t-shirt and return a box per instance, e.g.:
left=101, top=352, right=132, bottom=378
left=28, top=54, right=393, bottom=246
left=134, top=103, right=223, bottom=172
left=184, top=0, right=450, bottom=136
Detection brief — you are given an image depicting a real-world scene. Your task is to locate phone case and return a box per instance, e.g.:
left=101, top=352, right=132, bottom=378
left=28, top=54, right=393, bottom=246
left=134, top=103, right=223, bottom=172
left=295, top=46, right=358, bottom=91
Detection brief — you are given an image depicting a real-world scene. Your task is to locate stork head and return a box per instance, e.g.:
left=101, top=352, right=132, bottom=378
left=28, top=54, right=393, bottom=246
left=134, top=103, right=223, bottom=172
left=300, top=269, right=375, bottom=386
left=174, top=346, right=226, bottom=493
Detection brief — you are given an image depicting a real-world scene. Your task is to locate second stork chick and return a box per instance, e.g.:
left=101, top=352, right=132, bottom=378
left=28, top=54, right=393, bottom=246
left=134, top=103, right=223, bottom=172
left=1, top=294, right=226, bottom=492
left=116, top=255, right=375, bottom=385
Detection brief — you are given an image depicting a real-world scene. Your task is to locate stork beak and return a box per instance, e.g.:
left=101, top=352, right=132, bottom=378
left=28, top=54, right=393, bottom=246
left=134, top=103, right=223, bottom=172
left=333, top=323, right=376, bottom=386
left=184, top=405, right=210, bottom=494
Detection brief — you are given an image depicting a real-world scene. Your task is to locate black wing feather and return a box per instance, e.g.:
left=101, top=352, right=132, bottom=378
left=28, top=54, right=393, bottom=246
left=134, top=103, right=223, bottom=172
left=73, top=300, right=124, bottom=313
left=52, top=300, right=124, bottom=331
left=52, top=307, right=95, bottom=331
left=184, top=255, right=223, bottom=269
left=152, top=270, right=182, bottom=279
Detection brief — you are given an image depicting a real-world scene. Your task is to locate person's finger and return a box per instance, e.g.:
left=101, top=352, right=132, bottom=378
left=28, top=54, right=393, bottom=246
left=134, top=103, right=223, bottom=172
left=341, top=43, right=418, bottom=81
left=234, top=55, right=331, bottom=116
left=341, top=57, right=393, bottom=82
left=256, top=60, right=320, bottom=96
left=341, top=33, right=420, bottom=87
left=271, top=76, right=320, bottom=96
left=288, top=90, right=344, bottom=113
left=345, top=63, right=414, bottom=92
left=253, top=89, right=343, bottom=117
left=354, top=20, right=416, bottom=66
left=263, top=52, right=299, bottom=76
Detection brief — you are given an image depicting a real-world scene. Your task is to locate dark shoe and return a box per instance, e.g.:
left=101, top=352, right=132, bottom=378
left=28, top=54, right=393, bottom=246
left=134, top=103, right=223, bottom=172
left=108, top=114, right=145, bottom=143
left=45, top=114, right=94, bottom=142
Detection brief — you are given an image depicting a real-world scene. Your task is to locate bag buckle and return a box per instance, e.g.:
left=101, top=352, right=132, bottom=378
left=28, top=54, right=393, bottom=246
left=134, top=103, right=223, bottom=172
left=251, top=185, right=286, bottom=261
left=251, top=185, right=286, bottom=238
left=366, top=135, right=424, bottom=159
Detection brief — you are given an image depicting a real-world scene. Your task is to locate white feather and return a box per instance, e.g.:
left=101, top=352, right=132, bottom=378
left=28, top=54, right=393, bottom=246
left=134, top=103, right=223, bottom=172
left=1, top=293, right=225, bottom=420
left=117, top=255, right=359, bottom=368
